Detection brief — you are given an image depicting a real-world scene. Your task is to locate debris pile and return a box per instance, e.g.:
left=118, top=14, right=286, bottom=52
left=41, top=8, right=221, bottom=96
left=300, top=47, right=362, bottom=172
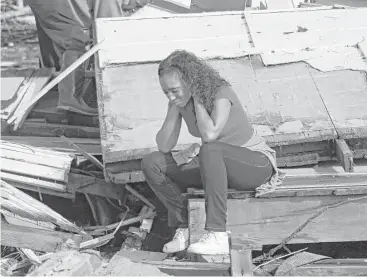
left=0, top=138, right=157, bottom=276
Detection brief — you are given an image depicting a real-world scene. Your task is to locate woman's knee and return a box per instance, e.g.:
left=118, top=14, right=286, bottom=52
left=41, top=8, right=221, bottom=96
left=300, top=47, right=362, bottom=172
left=141, top=151, right=168, bottom=173
left=200, top=141, right=222, bottom=155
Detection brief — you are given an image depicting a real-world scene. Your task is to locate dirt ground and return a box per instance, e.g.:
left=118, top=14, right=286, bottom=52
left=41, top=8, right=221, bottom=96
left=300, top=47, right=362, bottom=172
left=1, top=14, right=40, bottom=69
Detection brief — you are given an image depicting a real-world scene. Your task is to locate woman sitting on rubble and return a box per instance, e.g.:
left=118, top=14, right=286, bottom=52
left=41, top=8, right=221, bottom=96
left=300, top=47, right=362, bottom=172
left=141, top=50, right=284, bottom=255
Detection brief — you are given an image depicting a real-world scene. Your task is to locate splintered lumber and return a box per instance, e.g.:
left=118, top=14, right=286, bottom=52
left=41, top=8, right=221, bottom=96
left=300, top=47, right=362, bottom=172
left=2, top=209, right=56, bottom=231
left=188, top=194, right=367, bottom=246
left=0, top=141, right=74, bottom=169
left=1, top=69, right=35, bottom=118
left=7, top=68, right=54, bottom=128
left=1, top=69, right=34, bottom=110
left=0, top=141, right=74, bottom=183
left=10, top=43, right=103, bottom=131
left=0, top=180, right=83, bottom=234
left=28, top=250, right=102, bottom=276
left=1, top=220, right=83, bottom=253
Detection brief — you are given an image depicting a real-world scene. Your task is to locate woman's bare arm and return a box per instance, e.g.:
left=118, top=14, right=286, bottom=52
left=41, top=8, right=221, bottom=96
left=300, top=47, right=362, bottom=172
left=156, top=102, right=182, bottom=153
left=194, top=97, right=231, bottom=143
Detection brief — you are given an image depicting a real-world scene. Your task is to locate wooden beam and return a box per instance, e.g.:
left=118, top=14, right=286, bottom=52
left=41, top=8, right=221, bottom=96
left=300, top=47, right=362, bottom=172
left=1, top=220, right=83, bottom=253
left=335, top=139, right=354, bottom=172
left=1, top=180, right=83, bottom=233
left=188, top=195, right=367, bottom=246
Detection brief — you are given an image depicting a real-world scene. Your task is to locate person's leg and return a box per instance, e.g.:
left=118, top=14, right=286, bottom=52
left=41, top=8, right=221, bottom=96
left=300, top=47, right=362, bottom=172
left=187, top=141, right=273, bottom=254
left=141, top=151, right=202, bottom=253
left=141, top=151, right=202, bottom=227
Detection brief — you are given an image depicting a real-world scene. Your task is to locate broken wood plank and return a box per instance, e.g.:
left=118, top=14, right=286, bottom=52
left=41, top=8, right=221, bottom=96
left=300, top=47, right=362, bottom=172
left=2, top=209, right=56, bottom=231
left=1, top=140, right=75, bottom=160
left=1, top=221, right=83, bottom=253
left=1, top=158, right=69, bottom=183
left=1, top=136, right=102, bottom=154
left=8, top=68, right=54, bottom=129
left=0, top=69, right=34, bottom=109
left=1, top=69, right=35, bottom=118
left=335, top=139, right=354, bottom=172
left=1, top=147, right=73, bottom=170
left=1, top=180, right=83, bottom=233
left=188, top=195, right=367, bottom=246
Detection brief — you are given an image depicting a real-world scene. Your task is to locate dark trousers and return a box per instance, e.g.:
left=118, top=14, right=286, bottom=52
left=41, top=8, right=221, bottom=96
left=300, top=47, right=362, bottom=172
left=141, top=141, right=273, bottom=232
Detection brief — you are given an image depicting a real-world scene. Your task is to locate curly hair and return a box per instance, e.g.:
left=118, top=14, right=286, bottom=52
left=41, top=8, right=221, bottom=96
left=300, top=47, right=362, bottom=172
left=158, top=50, right=230, bottom=113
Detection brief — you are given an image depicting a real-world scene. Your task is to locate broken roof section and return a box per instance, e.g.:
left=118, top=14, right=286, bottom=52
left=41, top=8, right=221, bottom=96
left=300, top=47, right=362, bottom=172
left=96, top=7, right=367, bottom=71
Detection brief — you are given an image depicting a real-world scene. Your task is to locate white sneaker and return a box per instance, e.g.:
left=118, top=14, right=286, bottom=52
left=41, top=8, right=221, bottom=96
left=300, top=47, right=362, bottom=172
left=187, top=231, right=229, bottom=255
left=162, top=228, right=189, bottom=253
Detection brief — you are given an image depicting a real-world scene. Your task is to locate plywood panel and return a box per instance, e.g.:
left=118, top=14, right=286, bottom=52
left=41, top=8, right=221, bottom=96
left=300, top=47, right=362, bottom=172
left=245, top=8, right=367, bottom=67
left=246, top=8, right=367, bottom=51
left=310, top=69, right=367, bottom=138
left=98, top=57, right=336, bottom=163
left=94, top=13, right=255, bottom=66
left=189, top=195, right=367, bottom=246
